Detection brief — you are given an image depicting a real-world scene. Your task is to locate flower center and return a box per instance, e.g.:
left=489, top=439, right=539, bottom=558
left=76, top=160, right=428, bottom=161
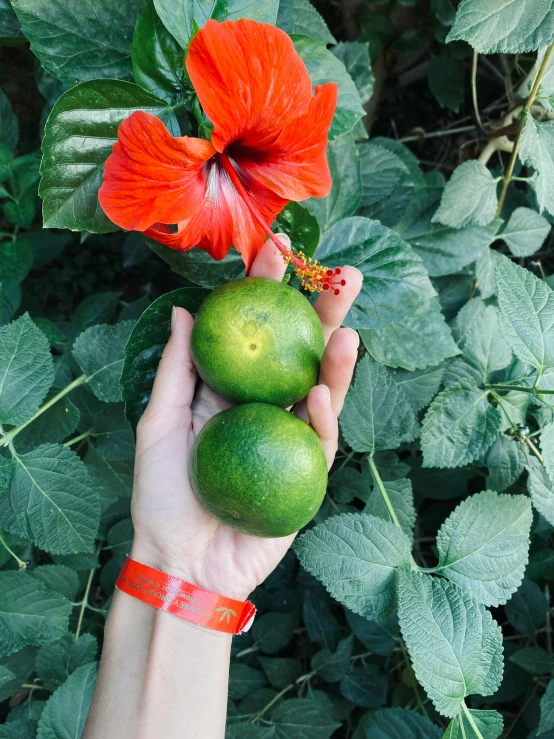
left=217, top=153, right=345, bottom=294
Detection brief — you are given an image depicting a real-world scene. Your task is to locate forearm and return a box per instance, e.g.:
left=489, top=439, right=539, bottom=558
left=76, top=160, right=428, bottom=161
left=83, top=573, right=232, bottom=738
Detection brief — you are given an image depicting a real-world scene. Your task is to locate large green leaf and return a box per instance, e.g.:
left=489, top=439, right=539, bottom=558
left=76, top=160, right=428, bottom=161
left=30, top=564, right=79, bottom=602
left=0, top=90, right=18, bottom=150
left=433, top=161, right=499, bottom=229
left=360, top=298, right=459, bottom=371
left=0, top=443, right=100, bottom=554
left=428, top=56, right=464, bottom=113
left=73, top=321, right=136, bottom=403
left=0, top=0, right=23, bottom=45
left=251, top=612, right=298, bottom=655
left=339, top=663, right=385, bottom=708
left=154, top=0, right=279, bottom=49
left=501, top=207, right=551, bottom=257
left=35, top=634, right=97, bottom=691
left=292, top=35, right=365, bottom=140
left=364, top=477, right=416, bottom=542
left=389, top=365, right=444, bottom=412
left=228, top=664, right=267, bottom=700
left=122, top=287, right=208, bottom=430
left=315, top=217, right=436, bottom=330
left=358, top=142, right=409, bottom=208
left=443, top=709, right=503, bottom=739
left=36, top=661, right=97, bottom=739
left=333, top=41, right=373, bottom=105
left=527, top=457, right=554, bottom=526
left=485, top=435, right=525, bottom=492
left=268, top=697, right=340, bottom=739
left=295, top=512, right=412, bottom=621
left=463, top=304, right=512, bottom=380
left=434, top=490, right=532, bottom=606
left=361, top=707, right=442, bottom=739
left=14, top=390, right=80, bottom=454
left=131, top=3, right=188, bottom=104
left=11, top=0, right=148, bottom=86
left=275, top=202, right=320, bottom=258
left=147, top=239, right=244, bottom=287
left=304, top=133, right=361, bottom=230
left=539, top=680, right=554, bottom=735
left=447, top=0, right=554, bottom=53
left=421, top=380, right=502, bottom=468
left=40, top=80, right=179, bottom=232
left=0, top=572, right=72, bottom=657
left=398, top=572, right=503, bottom=717
left=340, top=356, right=416, bottom=454
left=519, top=115, right=554, bottom=216
left=277, top=0, right=336, bottom=44
left=505, top=577, right=548, bottom=634
left=0, top=314, right=54, bottom=426
left=495, top=256, right=554, bottom=373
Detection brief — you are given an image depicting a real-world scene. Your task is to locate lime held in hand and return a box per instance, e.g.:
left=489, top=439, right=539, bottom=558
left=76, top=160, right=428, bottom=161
left=190, top=277, right=325, bottom=407
left=189, top=403, right=328, bottom=538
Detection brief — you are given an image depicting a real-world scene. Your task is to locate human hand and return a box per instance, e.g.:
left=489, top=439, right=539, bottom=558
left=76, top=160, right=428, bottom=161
left=130, top=236, right=362, bottom=601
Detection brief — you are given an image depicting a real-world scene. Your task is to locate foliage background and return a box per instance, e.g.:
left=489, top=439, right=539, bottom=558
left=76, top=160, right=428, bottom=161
left=2, top=0, right=554, bottom=737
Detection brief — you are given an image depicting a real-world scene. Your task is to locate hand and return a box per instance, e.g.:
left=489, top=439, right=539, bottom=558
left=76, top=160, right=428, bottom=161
left=130, top=236, right=362, bottom=601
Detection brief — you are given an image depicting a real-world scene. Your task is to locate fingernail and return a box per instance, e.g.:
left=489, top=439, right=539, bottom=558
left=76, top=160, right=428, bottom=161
left=349, top=266, right=364, bottom=282
left=345, top=327, right=361, bottom=347
left=171, top=306, right=177, bottom=331
left=274, top=232, right=291, bottom=248
left=319, top=384, right=331, bottom=402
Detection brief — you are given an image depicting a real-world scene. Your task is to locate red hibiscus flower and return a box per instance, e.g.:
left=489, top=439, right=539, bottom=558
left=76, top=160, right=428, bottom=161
left=98, top=19, right=344, bottom=292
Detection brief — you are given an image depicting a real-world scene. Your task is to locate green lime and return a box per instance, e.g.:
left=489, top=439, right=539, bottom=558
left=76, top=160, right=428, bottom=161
left=190, top=277, right=324, bottom=407
left=189, top=403, right=328, bottom=538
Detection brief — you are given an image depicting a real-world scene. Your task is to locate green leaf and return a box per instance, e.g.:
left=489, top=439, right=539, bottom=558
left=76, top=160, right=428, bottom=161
left=389, top=365, right=444, bottom=412
left=345, top=610, right=398, bottom=655
left=154, top=0, right=279, bottom=49
left=0, top=313, right=54, bottom=425
left=226, top=725, right=272, bottom=739
left=311, top=635, right=353, bottom=682
left=275, top=202, right=320, bottom=259
left=340, top=662, right=385, bottom=708
left=93, top=404, right=134, bottom=462
left=360, top=298, right=459, bottom=371
left=398, top=572, right=503, bottom=718
left=447, top=0, right=554, bottom=53
left=74, top=292, right=121, bottom=336
left=315, top=217, right=436, bottom=329
left=278, top=0, right=335, bottom=44
left=0, top=647, right=36, bottom=703
left=443, top=709, right=503, bottom=739
left=428, top=56, right=464, bottom=113
left=509, top=646, right=554, bottom=674
left=358, top=142, right=409, bottom=209
left=421, top=380, right=502, bottom=468
left=520, top=115, right=554, bottom=216
left=147, top=239, right=244, bottom=288
left=292, top=35, right=365, bottom=140
left=12, top=0, right=147, bottom=87
left=365, top=477, right=416, bottom=542
left=432, top=161, right=498, bottom=229
left=131, top=3, right=187, bottom=104
left=36, top=661, right=97, bottom=739
left=501, top=207, right=551, bottom=257
left=85, top=444, right=133, bottom=503
left=251, top=612, right=298, bottom=655
left=340, top=356, right=416, bottom=453
left=35, top=634, right=97, bottom=691
left=485, top=435, right=525, bottom=492
left=333, top=42, right=373, bottom=105
left=304, top=133, right=362, bottom=230
left=30, top=564, right=79, bottom=602
left=434, top=490, right=532, bottom=606
left=40, top=80, right=179, bottom=232
left=0, top=572, right=72, bottom=657
left=14, top=391, right=80, bottom=454
left=542, top=422, right=554, bottom=485
left=476, top=247, right=501, bottom=300
left=228, top=663, right=266, bottom=700
left=463, top=305, right=512, bottom=380
left=268, top=697, right=340, bottom=739
left=361, top=707, right=442, bottom=738
left=258, top=657, right=302, bottom=690
left=505, top=577, right=548, bottom=634
left=121, top=287, right=208, bottom=430
left=0, top=239, right=33, bottom=285
left=303, top=590, right=340, bottom=650
left=0, top=443, right=100, bottom=554
left=496, top=256, right=554, bottom=372
left=527, top=457, right=554, bottom=526
left=539, top=679, right=554, bottom=735
left=329, top=466, right=370, bottom=504
left=73, top=320, right=135, bottom=403
left=295, top=512, right=412, bottom=621
left=0, top=0, right=23, bottom=45
left=0, top=90, right=17, bottom=151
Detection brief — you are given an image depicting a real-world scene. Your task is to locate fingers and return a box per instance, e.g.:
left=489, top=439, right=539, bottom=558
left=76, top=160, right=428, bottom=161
left=318, top=327, right=360, bottom=417
left=248, top=233, right=290, bottom=280
left=306, top=384, right=338, bottom=468
left=141, top=307, right=196, bottom=423
left=314, top=266, right=363, bottom=343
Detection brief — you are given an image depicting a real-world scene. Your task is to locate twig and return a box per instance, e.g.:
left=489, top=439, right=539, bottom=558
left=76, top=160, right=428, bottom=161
left=0, top=531, right=26, bottom=570
left=478, top=136, right=514, bottom=166
left=399, top=125, right=478, bottom=143
left=472, top=51, right=485, bottom=131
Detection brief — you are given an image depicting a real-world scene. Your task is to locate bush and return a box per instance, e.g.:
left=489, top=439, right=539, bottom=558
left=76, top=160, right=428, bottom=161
left=1, top=0, right=554, bottom=737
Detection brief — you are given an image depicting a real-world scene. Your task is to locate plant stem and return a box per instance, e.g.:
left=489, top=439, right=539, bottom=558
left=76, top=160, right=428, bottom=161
left=0, top=531, right=26, bottom=569
left=250, top=683, right=295, bottom=722
left=486, top=383, right=554, bottom=395
left=21, top=683, right=45, bottom=691
left=546, top=585, right=552, bottom=655
left=75, top=542, right=102, bottom=640
left=526, top=437, right=545, bottom=465
left=488, top=389, right=516, bottom=429
left=368, top=456, right=419, bottom=570
left=472, top=51, right=485, bottom=131
left=496, top=42, right=554, bottom=216
left=0, top=375, right=87, bottom=448
left=63, top=429, right=93, bottom=448
left=461, top=701, right=484, bottom=739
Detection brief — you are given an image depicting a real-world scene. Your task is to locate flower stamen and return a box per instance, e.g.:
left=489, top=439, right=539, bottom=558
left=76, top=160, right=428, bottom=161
left=218, top=153, right=345, bottom=293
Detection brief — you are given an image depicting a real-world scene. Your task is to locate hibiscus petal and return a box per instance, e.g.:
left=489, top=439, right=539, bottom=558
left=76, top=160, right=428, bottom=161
left=187, top=19, right=313, bottom=153
left=230, top=83, right=338, bottom=202
left=99, top=111, right=215, bottom=232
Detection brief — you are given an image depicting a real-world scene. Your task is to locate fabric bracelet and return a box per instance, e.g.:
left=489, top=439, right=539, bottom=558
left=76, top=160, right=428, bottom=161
left=116, top=557, right=256, bottom=635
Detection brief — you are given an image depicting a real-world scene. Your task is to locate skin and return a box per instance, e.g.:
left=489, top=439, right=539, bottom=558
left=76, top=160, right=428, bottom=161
left=83, top=234, right=362, bottom=739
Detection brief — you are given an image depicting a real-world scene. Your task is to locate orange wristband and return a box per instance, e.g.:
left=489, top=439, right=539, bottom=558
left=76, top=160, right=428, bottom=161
left=116, top=557, right=256, bottom=635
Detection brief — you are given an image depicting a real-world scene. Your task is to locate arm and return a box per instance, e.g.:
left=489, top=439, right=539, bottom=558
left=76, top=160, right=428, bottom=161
left=83, top=237, right=362, bottom=739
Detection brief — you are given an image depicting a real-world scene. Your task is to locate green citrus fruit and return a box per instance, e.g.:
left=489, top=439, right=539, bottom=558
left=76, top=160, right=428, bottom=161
left=190, top=277, right=324, bottom=407
left=189, top=403, right=328, bottom=537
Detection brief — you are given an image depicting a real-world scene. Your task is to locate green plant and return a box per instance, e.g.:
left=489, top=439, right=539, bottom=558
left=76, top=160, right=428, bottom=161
left=2, top=0, right=554, bottom=737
